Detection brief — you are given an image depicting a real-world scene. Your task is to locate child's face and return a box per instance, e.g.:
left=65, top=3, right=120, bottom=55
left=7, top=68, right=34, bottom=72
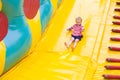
left=76, top=18, right=82, bottom=25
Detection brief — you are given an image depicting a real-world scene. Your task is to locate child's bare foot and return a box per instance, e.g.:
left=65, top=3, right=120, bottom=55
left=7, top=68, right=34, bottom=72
left=64, top=42, right=69, bottom=48
left=72, top=47, right=75, bottom=52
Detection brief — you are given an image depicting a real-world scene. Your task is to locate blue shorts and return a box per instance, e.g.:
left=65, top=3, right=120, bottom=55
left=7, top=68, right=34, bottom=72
left=72, top=35, right=83, bottom=40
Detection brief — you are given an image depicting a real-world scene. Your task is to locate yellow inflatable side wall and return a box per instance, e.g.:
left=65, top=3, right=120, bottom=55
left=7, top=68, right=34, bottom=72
left=0, top=42, right=5, bottom=75
left=26, top=11, right=41, bottom=52
left=0, top=0, right=2, bottom=11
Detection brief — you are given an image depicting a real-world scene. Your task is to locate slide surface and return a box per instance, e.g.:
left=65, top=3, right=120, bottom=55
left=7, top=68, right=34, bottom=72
left=1, top=0, right=120, bottom=80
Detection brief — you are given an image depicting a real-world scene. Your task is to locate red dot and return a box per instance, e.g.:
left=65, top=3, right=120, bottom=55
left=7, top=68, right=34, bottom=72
left=0, top=12, right=8, bottom=41
left=23, top=0, right=40, bottom=19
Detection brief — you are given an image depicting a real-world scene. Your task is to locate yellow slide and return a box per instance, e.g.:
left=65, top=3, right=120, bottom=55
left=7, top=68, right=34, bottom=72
left=1, top=0, right=120, bottom=80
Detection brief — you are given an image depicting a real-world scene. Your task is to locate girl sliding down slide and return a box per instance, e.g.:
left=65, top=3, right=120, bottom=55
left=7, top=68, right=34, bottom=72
left=65, top=17, right=84, bottom=51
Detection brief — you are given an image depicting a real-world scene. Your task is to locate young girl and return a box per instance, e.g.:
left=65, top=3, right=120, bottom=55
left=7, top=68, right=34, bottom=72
left=65, top=17, right=84, bottom=51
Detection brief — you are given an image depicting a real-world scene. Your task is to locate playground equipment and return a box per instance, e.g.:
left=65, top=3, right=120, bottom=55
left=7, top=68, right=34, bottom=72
left=1, top=0, right=120, bottom=80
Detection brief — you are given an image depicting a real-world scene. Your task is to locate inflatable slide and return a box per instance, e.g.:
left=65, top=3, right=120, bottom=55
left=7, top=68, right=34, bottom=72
left=0, top=0, right=120, bottom=80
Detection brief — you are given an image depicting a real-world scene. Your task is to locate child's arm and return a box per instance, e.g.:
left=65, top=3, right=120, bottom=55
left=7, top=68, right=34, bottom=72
left=67, top=27, right=72, bottom=31
left=67, top=25, right=74, bottom=31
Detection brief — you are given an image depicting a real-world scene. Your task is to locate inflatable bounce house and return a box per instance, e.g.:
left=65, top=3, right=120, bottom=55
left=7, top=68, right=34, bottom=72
left=1, top=0, right=120, bottom=80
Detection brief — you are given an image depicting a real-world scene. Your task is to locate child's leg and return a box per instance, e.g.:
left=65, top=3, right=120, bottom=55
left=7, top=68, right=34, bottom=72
left=65, top=37, right=74, bottom=48
left=72, top=35, right=82, bottom=51
left=73, top=39, right=79, bottom=49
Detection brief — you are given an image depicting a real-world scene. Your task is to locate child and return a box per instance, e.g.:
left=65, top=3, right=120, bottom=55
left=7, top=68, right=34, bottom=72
left=65, top=17, right=84, bottom=51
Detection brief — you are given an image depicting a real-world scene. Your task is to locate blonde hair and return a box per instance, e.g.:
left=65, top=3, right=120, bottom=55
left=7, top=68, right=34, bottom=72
left=76, top=17, right=82, bottom=21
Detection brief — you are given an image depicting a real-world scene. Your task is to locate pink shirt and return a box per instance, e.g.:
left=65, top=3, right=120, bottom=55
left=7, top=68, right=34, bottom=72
left=69, top=24, right=84, bottom=36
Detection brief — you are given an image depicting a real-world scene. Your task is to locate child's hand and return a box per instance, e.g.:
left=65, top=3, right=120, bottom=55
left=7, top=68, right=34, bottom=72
left=67, top=28, right=71, bottom=31
left=67, top=28, right=70, bottom=31
left=82, top=27, right=84, bottom=32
